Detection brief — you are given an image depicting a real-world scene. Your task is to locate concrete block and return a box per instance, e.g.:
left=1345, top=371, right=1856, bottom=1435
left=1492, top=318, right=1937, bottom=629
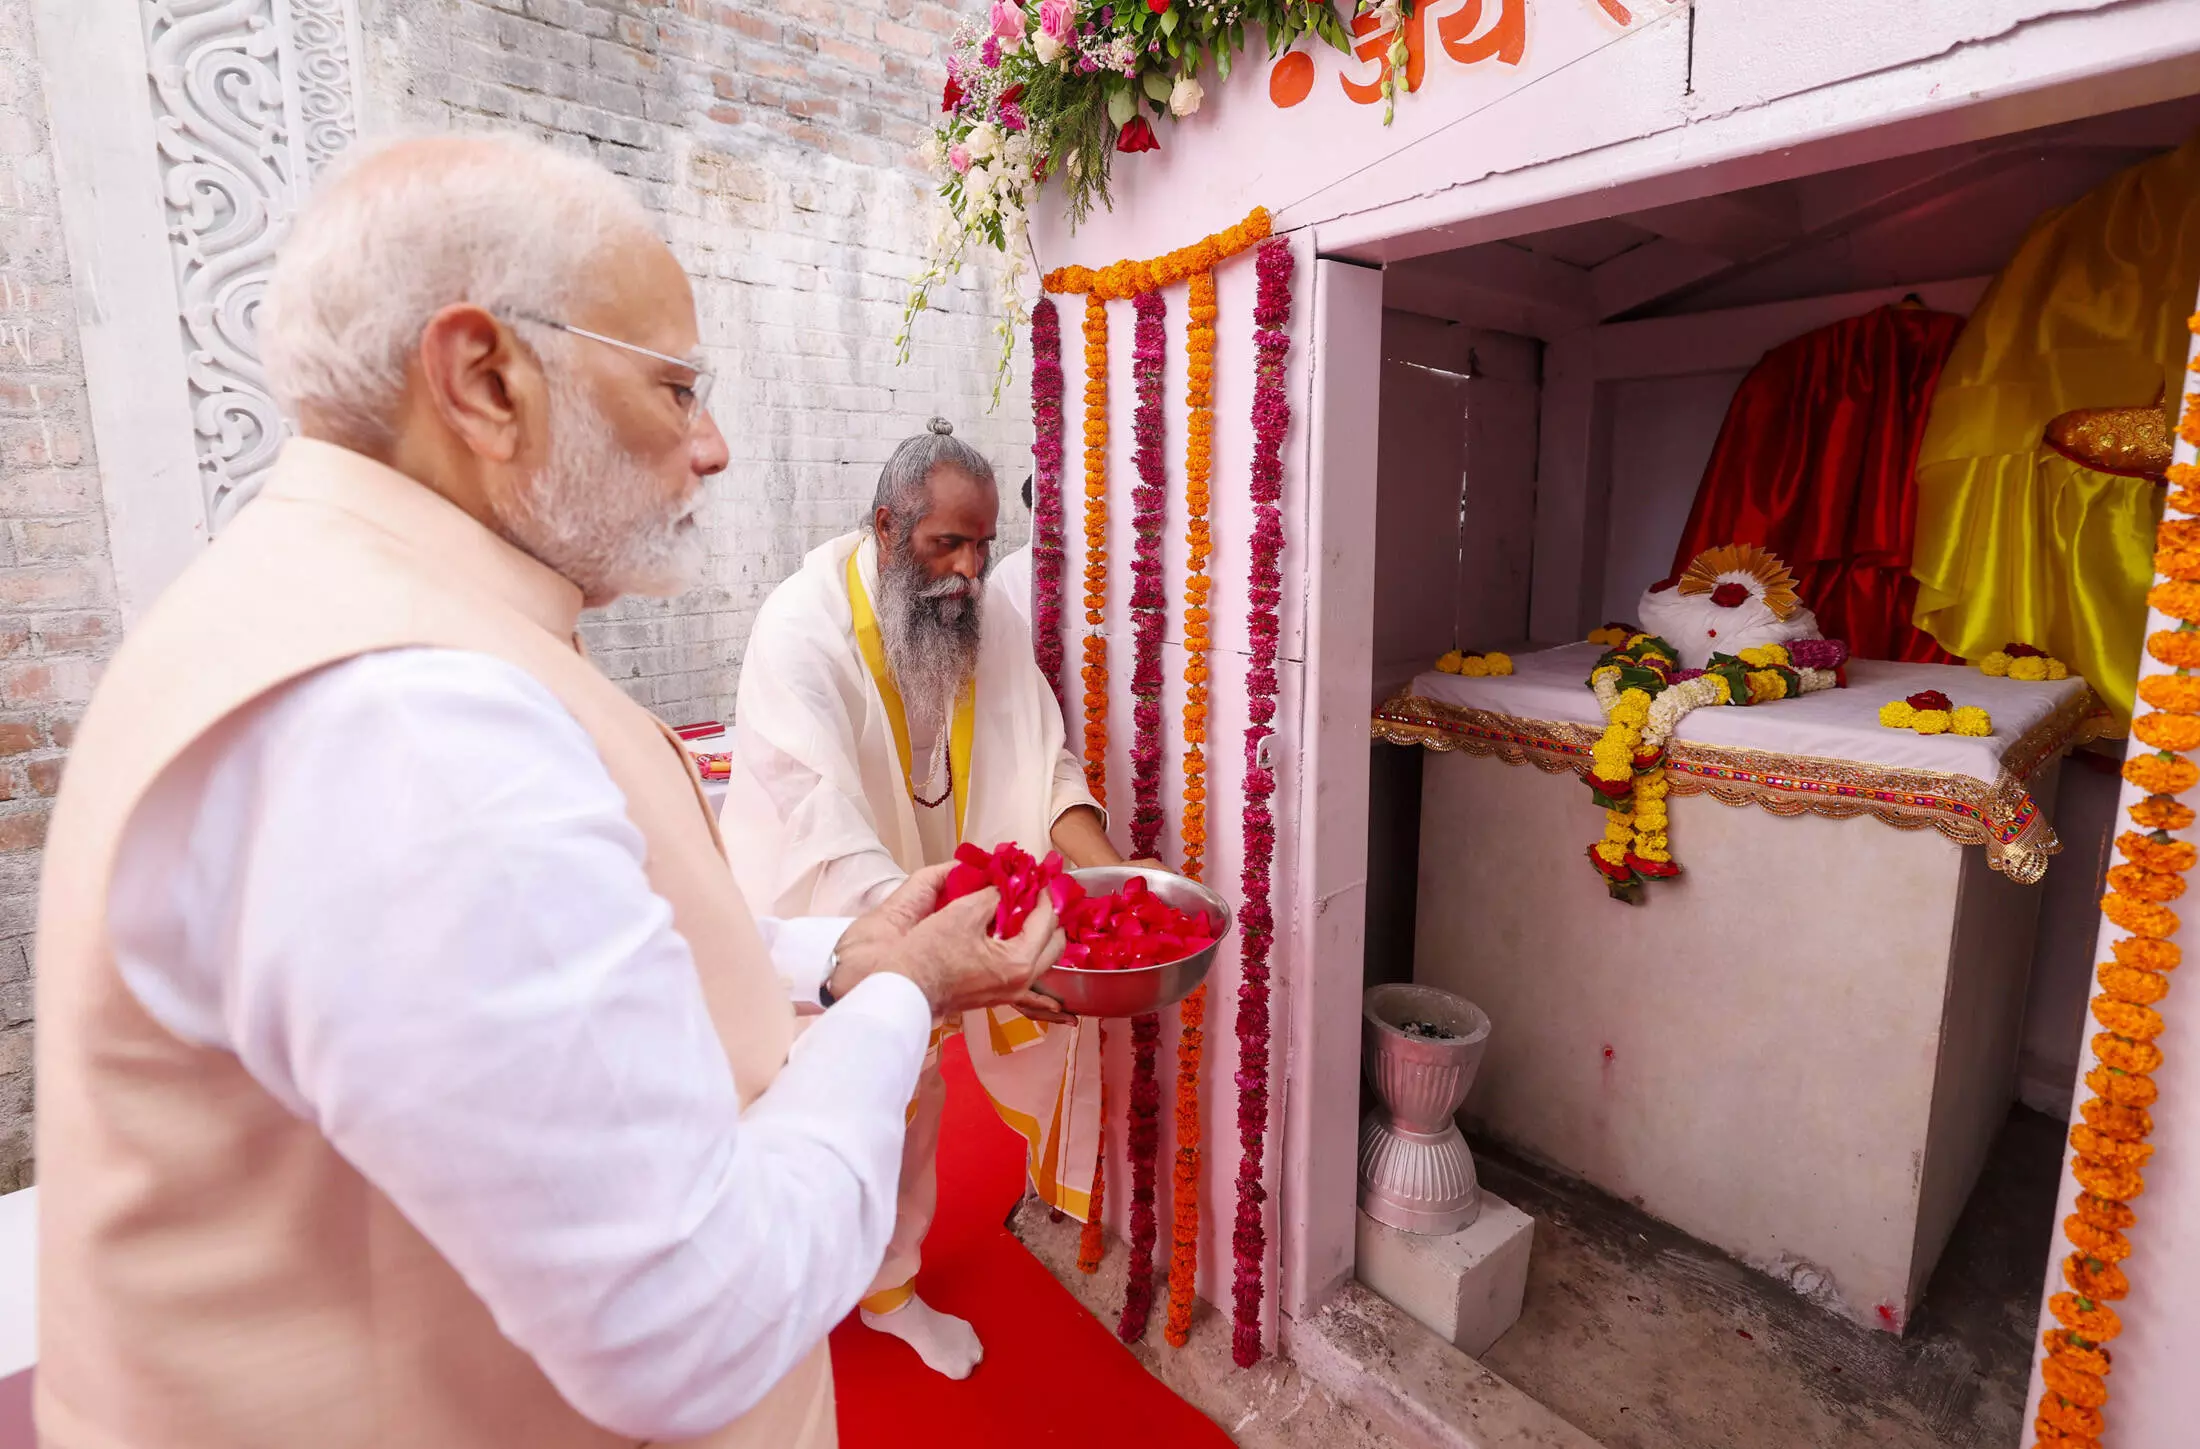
left=1356, top=1195, right=1533, bottom=1357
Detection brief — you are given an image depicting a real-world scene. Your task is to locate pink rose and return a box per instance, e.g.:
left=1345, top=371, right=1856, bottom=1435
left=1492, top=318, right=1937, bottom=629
left=948, top=144, right=971, bottom=173
left=1038, top=0, right=1073, bottom=40
left=990, top=0, right=1026, bottom=42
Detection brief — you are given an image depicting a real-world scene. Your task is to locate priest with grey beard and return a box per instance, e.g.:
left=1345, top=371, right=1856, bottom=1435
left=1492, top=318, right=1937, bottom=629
left=723, top=419, right=1142, bottom=1380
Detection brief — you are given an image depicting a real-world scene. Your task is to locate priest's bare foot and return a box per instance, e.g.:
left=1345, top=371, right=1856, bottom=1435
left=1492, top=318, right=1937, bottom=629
left=860, top=1294, right=983, bottom=1379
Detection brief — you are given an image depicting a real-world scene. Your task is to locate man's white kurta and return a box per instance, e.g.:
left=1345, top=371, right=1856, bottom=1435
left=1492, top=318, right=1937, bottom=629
left=990, top=545, right=1033, bottom=629
left=724, top=531, right=1104, bottom=1220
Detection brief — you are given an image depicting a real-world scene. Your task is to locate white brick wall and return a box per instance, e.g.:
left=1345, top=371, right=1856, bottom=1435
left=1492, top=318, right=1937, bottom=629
left=366, top=0, right=1034, bottom=722
left=0, top=0, right=1032, bottom=1184
left=0, top=0, right=124, bottom=1191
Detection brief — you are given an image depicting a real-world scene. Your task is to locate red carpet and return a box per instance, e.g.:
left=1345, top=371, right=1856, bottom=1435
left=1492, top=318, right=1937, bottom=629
left=831, top=1037, right=1231, bottom=1447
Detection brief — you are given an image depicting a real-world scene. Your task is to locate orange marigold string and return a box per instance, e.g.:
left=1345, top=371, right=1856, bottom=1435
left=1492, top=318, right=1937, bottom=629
left=1075, top=294, right=1111, bottom=1275
left=1079, top=1025, right=1109, bottom=1274
left=1166, top=266, right=1220, bottom=1349
left=2033, top=359, right=2197, bottom=1444
left=1080, top=295, right=1111, bottom=806
left=1043, top=208, right=1273, bottom=300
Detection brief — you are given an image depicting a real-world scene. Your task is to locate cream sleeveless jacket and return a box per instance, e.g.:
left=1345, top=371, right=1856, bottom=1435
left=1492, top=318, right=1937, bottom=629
left=34, top=439, right=833, bottom=1449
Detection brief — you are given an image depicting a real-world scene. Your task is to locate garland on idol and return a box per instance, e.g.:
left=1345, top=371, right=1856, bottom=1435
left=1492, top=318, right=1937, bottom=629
left=2030, top=331, right=2200, bottom=1449
left=1582, top=635, right=1842, bottom=901
left=1118, top=288, right=1170, bottom=1342
left=1231, top=235, right=1293, bottom=1367
left=1030, top=298, right=1068, bottom=706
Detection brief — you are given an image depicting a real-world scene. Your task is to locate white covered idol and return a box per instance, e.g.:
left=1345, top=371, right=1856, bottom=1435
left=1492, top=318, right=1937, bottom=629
left=1638, top=544, right=1824, bottom=671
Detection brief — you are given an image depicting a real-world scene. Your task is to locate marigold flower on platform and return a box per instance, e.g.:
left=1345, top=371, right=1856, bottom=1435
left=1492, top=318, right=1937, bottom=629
left=1978, top=650, right=2013, bottom=676
left=1952, top=706, right=1993, bottom=736
left=2106, top=863, right=2184, bottom=903
left=1912, top=708, right=1952, bottom=735
left=1879, top=700, right=1917, bottom=728
left=2128, top=792, right=2197, bottom=831
left=2133, top=709, right=2200, bottom=753
left=2124, top=752, right=2200, bottom=795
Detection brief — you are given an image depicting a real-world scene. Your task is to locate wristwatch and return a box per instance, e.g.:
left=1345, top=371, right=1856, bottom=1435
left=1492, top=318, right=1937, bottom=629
left=819, top=945, right=842, bottom=1009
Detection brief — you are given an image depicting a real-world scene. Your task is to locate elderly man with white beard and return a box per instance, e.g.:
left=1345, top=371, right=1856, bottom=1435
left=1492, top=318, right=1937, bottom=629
left=33, top=135, right=1067, bottom=1449
left=724, top=423, right=1149, bottom=1378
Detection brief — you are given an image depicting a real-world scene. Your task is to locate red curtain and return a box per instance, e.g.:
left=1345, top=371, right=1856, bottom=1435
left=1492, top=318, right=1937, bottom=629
left=1666, top=303, right=1964, bottom=662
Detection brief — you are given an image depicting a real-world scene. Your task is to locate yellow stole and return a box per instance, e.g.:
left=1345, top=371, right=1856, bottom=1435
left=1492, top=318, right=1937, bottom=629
left=846, top=547, right=976, bottom=840
left=847, top=547, right=1050, bottom=1061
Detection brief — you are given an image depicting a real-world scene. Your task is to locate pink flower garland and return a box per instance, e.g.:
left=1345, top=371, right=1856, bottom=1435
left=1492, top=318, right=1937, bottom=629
left=1119, top=1013, right=1163, bottom=1340
left=1029, top=298, right=1068, bottom=702
left=1129, top=290, right=1169, bottom=859
left=1231, top=237, right=1293, bottom=1368
left=1117, top=289, right=1169, bottom=1343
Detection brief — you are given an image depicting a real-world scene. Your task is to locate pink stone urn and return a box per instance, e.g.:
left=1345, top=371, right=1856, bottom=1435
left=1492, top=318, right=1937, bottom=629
left=1359, top=984, right=1492, bottom=1235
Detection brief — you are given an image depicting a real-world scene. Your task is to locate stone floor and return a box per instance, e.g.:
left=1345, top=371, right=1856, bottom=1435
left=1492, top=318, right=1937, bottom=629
left=1011, top=1201, right=1598, bottom=1449
left=1472, top=1104, right=2064, bottom=1449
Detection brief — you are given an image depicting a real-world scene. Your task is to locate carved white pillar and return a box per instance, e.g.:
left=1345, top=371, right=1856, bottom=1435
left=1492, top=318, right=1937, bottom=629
left=33, top=0, right=364, bottom=621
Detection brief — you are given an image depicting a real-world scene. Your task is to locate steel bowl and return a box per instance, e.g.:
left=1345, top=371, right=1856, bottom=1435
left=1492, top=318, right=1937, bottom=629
left=1037, top=866, right=1234, bottom=1019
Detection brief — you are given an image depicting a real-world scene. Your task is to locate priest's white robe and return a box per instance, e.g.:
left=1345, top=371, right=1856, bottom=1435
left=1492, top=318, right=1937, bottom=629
left=724, top=532, right=1105, bottom=1288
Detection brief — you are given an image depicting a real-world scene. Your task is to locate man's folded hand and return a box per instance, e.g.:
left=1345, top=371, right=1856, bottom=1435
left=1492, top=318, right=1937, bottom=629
left=827, top=866, right=1067, bottom=1020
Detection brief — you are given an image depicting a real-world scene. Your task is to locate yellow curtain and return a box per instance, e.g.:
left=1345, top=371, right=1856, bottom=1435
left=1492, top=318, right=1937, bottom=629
left=1912, top=133, right=2200, bottom=730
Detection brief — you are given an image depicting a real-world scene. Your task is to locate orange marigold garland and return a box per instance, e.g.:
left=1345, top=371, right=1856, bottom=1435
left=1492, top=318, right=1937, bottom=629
left=2034, top=359, right=2199, bottom=1444
left=1080, top=294, right=1111, bottom=806
left=1044, top=208, right=1272, bottom=301
left=1079, top=1028, right=1108, bottom=1274
left=1074, top=292, right=1110, bottom=1276
left=1165, top=266, right=1220, bottom=1349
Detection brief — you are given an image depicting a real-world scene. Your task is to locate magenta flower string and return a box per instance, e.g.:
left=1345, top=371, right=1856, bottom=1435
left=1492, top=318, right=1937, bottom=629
left=1128, top=289, right=1169, bottom=860
left=1116, top=288, right=1169, bottom=1344
left=1029, top=298, right=1068, bottom=702
left=1231, top=237, right=1293, bottom=1369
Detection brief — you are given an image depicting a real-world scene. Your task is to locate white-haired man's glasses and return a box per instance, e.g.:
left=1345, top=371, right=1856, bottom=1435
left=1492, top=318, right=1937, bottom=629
left=509, top=313, right=714, bottom=424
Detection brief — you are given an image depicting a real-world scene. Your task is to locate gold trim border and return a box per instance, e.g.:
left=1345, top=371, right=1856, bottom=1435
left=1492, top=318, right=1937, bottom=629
left=1371, top=686, right=2113, bottom=885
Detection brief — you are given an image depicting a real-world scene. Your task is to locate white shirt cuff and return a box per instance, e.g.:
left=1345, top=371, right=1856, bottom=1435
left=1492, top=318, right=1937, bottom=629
left=832, top=972, right=934, bottom=1042
left=760, top=916, right=854, bottom=1006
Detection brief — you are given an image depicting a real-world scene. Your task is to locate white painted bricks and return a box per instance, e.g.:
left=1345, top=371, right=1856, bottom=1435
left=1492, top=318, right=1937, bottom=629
left=1355, top=1199, right=1534, bottom=1359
